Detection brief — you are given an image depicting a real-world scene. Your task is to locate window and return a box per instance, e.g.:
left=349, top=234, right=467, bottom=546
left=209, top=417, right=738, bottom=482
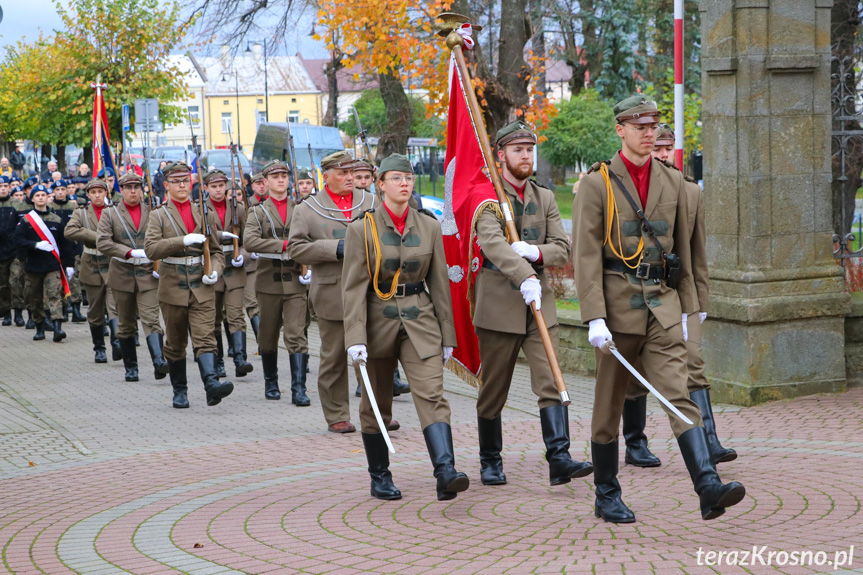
left=288, top=111, right=300, bottom=123
left=223, top=100, right=229, bottom=105
left=257, top=98, right=264, bottom=104
left=221, top=113, right=233, bottom=134
left=188, top=106, right=200, bottom=125
left=291, top=97, right=297, bottom=103
left=256, top=110, right=266, bottom=129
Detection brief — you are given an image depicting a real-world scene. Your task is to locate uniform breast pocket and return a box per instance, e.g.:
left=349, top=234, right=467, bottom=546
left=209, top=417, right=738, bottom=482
left=400, top=250, right=431, bottom=280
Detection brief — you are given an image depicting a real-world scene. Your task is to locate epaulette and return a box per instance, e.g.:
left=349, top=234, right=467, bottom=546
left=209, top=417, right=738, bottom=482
left=351, top=208, right=375, bottom=223
left=417, top=207, right=438, bottom=220
left=587, top=160, right=611, bottom=174
left=684, top=174, right=697, bottom=184
left=661, top=159, right=680, bottom=172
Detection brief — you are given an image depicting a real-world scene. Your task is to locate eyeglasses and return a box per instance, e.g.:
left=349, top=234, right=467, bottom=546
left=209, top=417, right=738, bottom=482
left=385, top=175, right=414, bottom=184
left=167, top=179, right=191, bottom=186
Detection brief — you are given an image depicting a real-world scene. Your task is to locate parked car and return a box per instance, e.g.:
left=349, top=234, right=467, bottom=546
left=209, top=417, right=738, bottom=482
left=252, top=123, right=344, bottom=176
left=198, top=149, right=251, bottom=178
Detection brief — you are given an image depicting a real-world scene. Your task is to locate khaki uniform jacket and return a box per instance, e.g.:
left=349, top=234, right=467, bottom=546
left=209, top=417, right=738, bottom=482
left=243, top=197, right=304, bottom=296
left=342, top=206, right=457, bottom=360
left=96, top=202, right=158, bottom=293
left=248, top=194, right=268, bottom=207
left=685, top=178, right=708, bottom=313
left=287, top=189, right=377, bottom=322
left=573, top=153, right=696, bottom=336
left=208, top=199, right=248, bottom=292
left=66, top=205, right=111, bottom=286
left=143, top=201, right=225, bottom=306
left=473, top=178, right=570, bottom=334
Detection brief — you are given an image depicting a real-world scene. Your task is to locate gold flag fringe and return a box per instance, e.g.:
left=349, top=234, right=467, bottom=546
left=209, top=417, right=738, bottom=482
left=446, top=358, right=483, bottom=389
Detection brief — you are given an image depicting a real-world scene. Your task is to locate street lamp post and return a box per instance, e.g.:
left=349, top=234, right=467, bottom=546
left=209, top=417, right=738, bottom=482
left=246, top=40, right=269, bottom=122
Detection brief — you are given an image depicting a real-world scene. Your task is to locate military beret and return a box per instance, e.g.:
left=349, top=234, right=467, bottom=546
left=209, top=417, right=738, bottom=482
left=30, top=184, right=49, bottom=200
left=251, top=172, right=265, bottom=183
left=118, top=172, right=143, bottom=186
left=351, top=158, right=375, bottom=173
left=320, top=151, right=354, bottom=171
left=495, top=121, right=537, bottom=148
left=11, top=186, right=23, bottom=194
left=97, top=167, right=116, bottom=178
left=378, top=153, right=414, bottom=176
left=50, top=179, right=68, bottom=189
left=655, top=123, right=675, bottom=146
left=262, top=160, right=290, bottom=176
left=0, top=176, right=9, bottom=184
left=614, top=95, right=660, bottom=124
left=24, top=176, right=38, bottom=189
left=203, top=168, right=228, bottom=185
left=162, top=161, right=191, bottom=178
left=85, top=179, right=109, bottom=192
left=71, top=177, right=90, bottom=185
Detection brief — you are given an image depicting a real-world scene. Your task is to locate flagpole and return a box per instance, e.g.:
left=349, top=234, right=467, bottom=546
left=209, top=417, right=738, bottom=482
left=437, top=13, right=570, bottom=406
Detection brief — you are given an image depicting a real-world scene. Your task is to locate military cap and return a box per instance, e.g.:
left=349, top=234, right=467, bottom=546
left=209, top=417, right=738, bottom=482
left=0, top=176, right=9, bottom=184
left=85, top=178, right=109, bottom=192
left=320, top=151, right=354, bottom=171
left=378, top=153, right=414, bottom=176
left=351, top=158, right=375, bottom=173
left=97, top=167, right=116, bottom=178
left=24, top=176, right=38, bottom=189
left=251, top=172, right=265, bottom=183
left=162, top=161, right=191, bottom=178
left=11, top=186, right=23, bottom=195
left=495, top=121, right=537, bottom=148
left=203, top=168, right=228, bottom=185
left=262, top=160, right=290, bottom=176
left=655, top=123, right=675, bottom=146
left=118, top=172, right=143, bottom=186
left=297, top=170, right=316, bottom=181
left=613, top=95, right=660, bottom=124
left=50, top=179, right=69, bottom=190
left=29, top=184, right=49, bottom=200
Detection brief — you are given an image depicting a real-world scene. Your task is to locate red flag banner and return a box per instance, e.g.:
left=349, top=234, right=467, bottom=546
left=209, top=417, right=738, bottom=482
left=24, top=211, right=71, bottom=299
left=442, top=31, right=504, bottom=388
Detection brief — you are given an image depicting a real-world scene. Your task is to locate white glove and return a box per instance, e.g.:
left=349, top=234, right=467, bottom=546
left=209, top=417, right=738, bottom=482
left=130, top=249, right=147, bottom=259
left=299, top=269, right=312, bottom=285
left=519, top=277, right=542, bottom=310
left=347, top=344, right=368, bottom=364
left=442, top=346, right=454, bottom=365
left=511, top=241, right=540, bottom=262
left=35, top=240, right=53, bottom=252
left=699, top=312, right=707, bottom=324
left=152, top=270, right=160, bottom=279
left=681, top=313, right=688, bottom=342
left=222, top=232, right=239, bottom=240
left=231, top=255, right=244, bottom=267
left=588, top=318, right=613, bottom=350
left=250, top=252, right=259, bottom=260
left=183, top=233, right=206, bottom=246
left=65, top=267, right=75, bottom=280
left=201, top=271, right=219, bottom=285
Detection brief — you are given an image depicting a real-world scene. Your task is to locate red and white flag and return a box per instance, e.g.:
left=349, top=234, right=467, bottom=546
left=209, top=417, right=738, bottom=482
left=442, top=24, right=500, bottom=387
left=24, top=211, right=71, bottom=299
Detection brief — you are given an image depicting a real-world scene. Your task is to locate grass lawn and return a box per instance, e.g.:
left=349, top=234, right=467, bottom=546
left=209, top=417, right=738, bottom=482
left=556, top=299, right=580, bottom=311
left=554, top=183, right=576, bottom=220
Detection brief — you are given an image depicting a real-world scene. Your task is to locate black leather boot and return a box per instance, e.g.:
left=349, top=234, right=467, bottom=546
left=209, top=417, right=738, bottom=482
left=677, top=427, right=746, bottom=520
left=304, top=351, right=310, bottom=373
left=70, top=302, right=86, bottom=323
left=540, top=405, right=593, bottom=485
left=90, top=324, right=107, bottom=363
left=262, top=351, right=280, bottom=400
left=197, top=352, right=234, bottom=406
left=14, top=309, right=24, bottom=327
left=2, top=312, right=11, bottom=326
left=362, top=432, right=402, bottom=500
left=82, top=290, right=88, bottom=306
left=52, top=320, right=66, bottom=342
left=423, top=422, right=470, bottom=501
left=231, top=332, right=254, bottom=377
left=213, top=331, right=227, bottom=378
left=623, top=396, right=662, bottom=467
left=108, top=318, right=121, bottom=361
left=168, top=359, right=189, bottom=408
left=289, top=353, right=310, bottom=406
left=26, top=310, right=35, bottom=329
left=250, top=315, right=260, bottom=355
left=592, top=440, right=636, bottom=523
left=225, top=320, right=235, bottom=357
left=43, top=315, right=53, bottom=331
left=134, top=329, right=140, bottom=347
left=478, top=416, right=507, bottom=485
left=392, top=367, right=410, bottom=396
left=146, top=333, right=169, bottom=380
left=62, top=302, right=70, bottom=322
left=355, top=383, right=362, bottom=397
left=33, top=320, right=45, bottom=340
left=119, top=337, right=139, bottom=382
left=690, top=389, right=737, bottom=464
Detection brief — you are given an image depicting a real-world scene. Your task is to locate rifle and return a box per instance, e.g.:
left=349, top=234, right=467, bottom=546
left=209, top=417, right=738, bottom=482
left=94, top=144, right=114, bottom=207
left=142, top=145, right=160, bottom=273
left=227, top=134, right=240, bottom=257
left=228, top=127, right=248, bottom=211
left=352, top=106, right=374, bottom=161
left=285, top=115, right=301, bottom=204
left=303, top=123, right=319, bottom=196
left=188, top=110, right=212, bottom=276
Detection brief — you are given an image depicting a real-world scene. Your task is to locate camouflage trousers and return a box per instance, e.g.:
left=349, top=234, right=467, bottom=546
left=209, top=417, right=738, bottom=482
left=67, top=254, right=82, bottom=304
left=0, top=259, right=12, bottom=315
left=10, top=259, right=25, bottom=310
left=25, top=271, right=64, bottom=323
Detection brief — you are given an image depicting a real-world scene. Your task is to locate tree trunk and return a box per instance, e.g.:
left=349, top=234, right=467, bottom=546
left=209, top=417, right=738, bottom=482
left=377, top=69, right=413, bottom=159
left=57, top=144, right=67, bottom=175
left=322, top=54, right=343, bottom=128
left=495, top=0, right=530, bottom=132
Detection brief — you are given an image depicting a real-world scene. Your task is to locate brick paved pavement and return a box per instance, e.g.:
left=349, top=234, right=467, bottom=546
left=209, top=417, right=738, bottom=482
left=0, top=318, right=861, bottom=574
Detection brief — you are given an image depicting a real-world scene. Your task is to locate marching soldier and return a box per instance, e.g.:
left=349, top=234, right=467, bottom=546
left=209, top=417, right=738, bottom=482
left=248, top=172, right=268, bottom=207
left=572, top=96, right=744, bottom=523
left=622, top=124, right=737, bottom=467
left=144, top=161, right=233, bottom=408
left=244, top=160, right=310, bottom=405
left=0, top=177, right=18, bottom=326
left=288, top=151, right=378, bottom=433
left=473, top=122, right=592, bottom=488
left=203, top=169, right=253, bottom=378
left=96, top=172, right=169, bottom=382
left=342, top=153, right=468, bottom=501
left=8, top=185, right=28, bottom=327
left=296, top=171, right=316, bottom=200
left=241, top=173, right=264, bottom=340
left=66, top=179, right=122, bottom=362
left=18, top=177, right=40, bottom=329
left=12, top=184, right=75, bottom=341
left=96, top=167, right=123, bottom=204
left=49, top=179, right=86, bottom=324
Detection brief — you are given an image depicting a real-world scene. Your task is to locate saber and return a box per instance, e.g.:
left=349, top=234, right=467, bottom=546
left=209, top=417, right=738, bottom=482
left=602, top=341, right=694, bottom=425
left=354, top=360, right=395, bottom=453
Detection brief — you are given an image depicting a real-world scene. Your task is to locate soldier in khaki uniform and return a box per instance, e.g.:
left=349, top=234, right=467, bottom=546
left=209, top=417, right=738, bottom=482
left=244, top=160, right=310, bottom=405
left=296, top=171, right=316, bottom=200
left=621, top=125, right=737, bottom=468
left=247, top=172, right=269, bottom=207
left=242, top=173, right=264, bottom=340
left=203, top=169, right=253, bottom=378
left=472, top=122, right=592, bottom=489
left=289, top=151, right=378, bottom=433
left=48, top=180, right=86, bottom=323
left=343, top=153, right=468, bottom=502
left=66, top=179, right=122, bottom=362
left=144, top=162, right=233, bottom=409
left=573, top=96, right=744, bottom=523
left=96, top=172, right=169, bottom=382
